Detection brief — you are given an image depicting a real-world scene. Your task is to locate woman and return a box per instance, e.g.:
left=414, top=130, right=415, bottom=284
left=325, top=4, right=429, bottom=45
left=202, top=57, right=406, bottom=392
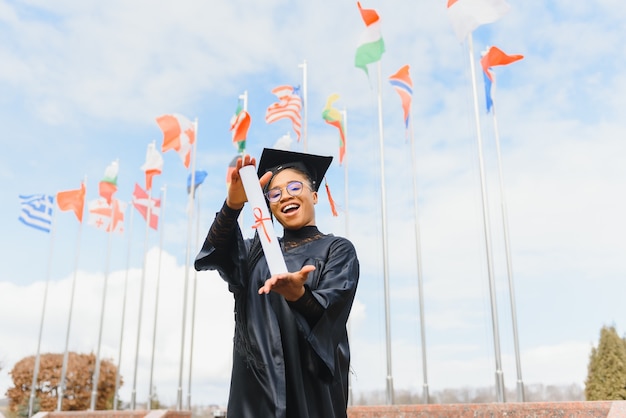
left=195, top=148, right=360, bottom=417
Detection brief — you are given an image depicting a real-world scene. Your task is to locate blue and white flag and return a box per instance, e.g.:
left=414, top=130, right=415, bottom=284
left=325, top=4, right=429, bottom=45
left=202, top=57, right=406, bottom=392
left=19, top=194, right=55, bottom=233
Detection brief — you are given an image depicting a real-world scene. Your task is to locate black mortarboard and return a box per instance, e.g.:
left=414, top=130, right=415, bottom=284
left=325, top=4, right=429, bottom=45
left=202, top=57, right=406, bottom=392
left=257, top=148, right=333, bottom=192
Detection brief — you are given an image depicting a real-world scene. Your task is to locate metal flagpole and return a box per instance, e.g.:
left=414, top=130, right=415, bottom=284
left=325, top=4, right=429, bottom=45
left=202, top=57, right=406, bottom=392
left=114, top=208, right=134, bottom=410
left=186, top=185, right=202, bottom=410
left=491, top=103, right=525, bottom=401
left=467, top=33, right=505, bottom=402
left=28, top=210, right=57, bottom=417
left=298, top=60, right=308, bottom=151
left=131, top=186, right=154, bottom=409
left=408, top=116, right=430, bottom=404
left=177, top=118, right=199, bottom=410
left=341, top=108, right=354, bottom=406
left=148, top=185, right=166, bottom=410
left=90, top=201, right=116, bottom=410
left=375, top=60, right=394, bottom=405
left=57, top=178, right=86, bottom=411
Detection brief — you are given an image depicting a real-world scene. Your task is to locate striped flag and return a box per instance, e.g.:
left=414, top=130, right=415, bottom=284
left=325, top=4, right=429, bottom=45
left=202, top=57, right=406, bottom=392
left=480, top=46, right=524, bottom=112
left=99, top=160, right=119, bottom=204
left=18, top=194, right=55, bottom=233
left=389, top=64, right=413, bottom=130
left=447, top=0, right=510, bottom=41
left=156, top=113, right=196, bottom=168
left=321, top=94, right=346, bottom=165
left=355, top=2, right=385, bottom=74
left=265, top=85, right=302, bottom=141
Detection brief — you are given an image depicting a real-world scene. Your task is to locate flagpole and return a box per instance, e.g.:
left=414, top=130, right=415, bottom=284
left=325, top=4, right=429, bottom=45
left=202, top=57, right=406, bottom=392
left=177, top=118, right=199, bottom=410
left=341, top=108, right=356, bottom=407
left=298, top=60, right=308, bottom=151
left=148, top=185, right=166, bottom=410
left=374, top=60, right=394, bottom=405
left=186, top=185, right=202, bottom=410
left=131, top=186, right=154, bottom=409
left=408, top=115, right=430, bottom=404
left=57, top=178, right=86, bottom=411
left=90, top=202, right=116, bottom=410
left=28, top=210, right=57, bottom=417
left=491, top=104, right=525, bottom=401
left=467, top=33, right=505, bottom=402
left=114, top=207, right=134, bottom=410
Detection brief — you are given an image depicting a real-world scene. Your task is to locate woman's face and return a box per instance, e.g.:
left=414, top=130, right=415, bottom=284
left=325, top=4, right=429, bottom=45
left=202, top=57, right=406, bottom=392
left=267, top=168, right=317, bottom=230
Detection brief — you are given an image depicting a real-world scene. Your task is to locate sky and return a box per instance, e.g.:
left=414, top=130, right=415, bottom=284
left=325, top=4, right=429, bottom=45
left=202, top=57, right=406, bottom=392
left=1, top=0, right=626, bottom=408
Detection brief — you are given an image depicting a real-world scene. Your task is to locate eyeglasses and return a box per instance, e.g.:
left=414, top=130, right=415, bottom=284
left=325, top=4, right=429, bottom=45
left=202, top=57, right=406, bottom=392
left=265, top=181, right=306, bottom=203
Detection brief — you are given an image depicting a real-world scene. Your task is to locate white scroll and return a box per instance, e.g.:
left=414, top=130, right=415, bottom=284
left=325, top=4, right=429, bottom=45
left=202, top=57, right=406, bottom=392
left=239, top=165, right=288, bottom=275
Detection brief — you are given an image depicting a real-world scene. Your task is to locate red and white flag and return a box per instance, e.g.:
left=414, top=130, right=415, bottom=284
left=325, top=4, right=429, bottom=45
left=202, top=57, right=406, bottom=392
left=141, top=142, right=164, bottom=191
left=265, top=85, right=302, bottom=141
left=156, top=113, right=196, bottom=168
left=132, top=183, right=160, bottom=230
left=88, top=198, right=126, bottom=233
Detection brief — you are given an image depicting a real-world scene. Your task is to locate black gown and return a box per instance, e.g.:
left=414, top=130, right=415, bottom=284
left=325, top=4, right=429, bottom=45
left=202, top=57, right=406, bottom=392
left=195, top=202, right=360, bottom=418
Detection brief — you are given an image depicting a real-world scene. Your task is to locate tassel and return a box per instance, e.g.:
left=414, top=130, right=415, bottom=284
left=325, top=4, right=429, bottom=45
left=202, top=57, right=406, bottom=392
left=324, top=179, right=338, bottom=217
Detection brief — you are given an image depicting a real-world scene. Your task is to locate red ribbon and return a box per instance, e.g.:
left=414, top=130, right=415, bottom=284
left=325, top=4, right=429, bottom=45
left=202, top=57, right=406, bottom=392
left=252, top=207, right=271, bottom=243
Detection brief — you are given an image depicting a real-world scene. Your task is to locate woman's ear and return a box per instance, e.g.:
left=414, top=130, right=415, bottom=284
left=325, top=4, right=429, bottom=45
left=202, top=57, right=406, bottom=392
left=312, top=191, right=318, bottom=204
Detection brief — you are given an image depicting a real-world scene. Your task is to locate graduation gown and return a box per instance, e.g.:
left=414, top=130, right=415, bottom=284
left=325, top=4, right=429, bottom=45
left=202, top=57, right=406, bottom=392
left=195, top=203, right=359, bottom=418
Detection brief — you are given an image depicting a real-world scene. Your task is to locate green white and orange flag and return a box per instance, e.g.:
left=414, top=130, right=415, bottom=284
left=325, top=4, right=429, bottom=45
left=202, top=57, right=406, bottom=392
left=99, top=160, right=118, bottom=204
left=56, top=182, right=86, bottom=222
left=322, top=93, right=346, bottom=165
left=355, top=1, right=385, bottom=74
left=230, top=99, right=251, bottom=154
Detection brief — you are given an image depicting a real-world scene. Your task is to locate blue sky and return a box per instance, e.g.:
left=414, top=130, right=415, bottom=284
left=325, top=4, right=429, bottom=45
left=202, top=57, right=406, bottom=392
left=1, top=0, right=626, bottom=407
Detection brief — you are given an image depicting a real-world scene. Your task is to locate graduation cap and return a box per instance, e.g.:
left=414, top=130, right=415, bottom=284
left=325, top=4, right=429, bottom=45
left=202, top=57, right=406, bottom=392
left=257, top=148, right=338, bottom=216
left=257, top=148, right=332, bottom=192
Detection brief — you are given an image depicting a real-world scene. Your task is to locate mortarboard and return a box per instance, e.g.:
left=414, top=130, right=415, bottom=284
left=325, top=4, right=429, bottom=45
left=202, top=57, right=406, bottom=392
left=257, top=148, right=333, bottom=192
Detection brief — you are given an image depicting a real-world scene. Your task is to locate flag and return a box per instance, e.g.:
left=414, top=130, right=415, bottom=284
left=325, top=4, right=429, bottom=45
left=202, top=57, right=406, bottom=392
left=18, top=194, right=54, bottom=233
left=265, top=85, right=302, bottom=141
left=132, top=183, right=160, bottom=230
left=447, top=0, right=510, bottom=41
left=88, top=198, right=126, bottom=233
left=321, top=94, right=347, bottom=165
left=230, top=99, right=251, bottom=153
left=355, top=2, right=385, bottom=74
left=388, top=64, right=413, bottom=131
left=141, top=142, right=164, bottom=191
left=187, top=170, right=208, bottom=195
left=480, top=45, right=524, bottom=112
left=99, top=160, right=119, bottom=204
left=56, top=183, right=86, bottom=222
left=156, top=113, right=196, bottom=168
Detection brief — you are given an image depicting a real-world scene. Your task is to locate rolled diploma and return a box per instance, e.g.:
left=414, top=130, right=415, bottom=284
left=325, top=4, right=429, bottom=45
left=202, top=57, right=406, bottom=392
left=239, top=165, right=288, bottom=275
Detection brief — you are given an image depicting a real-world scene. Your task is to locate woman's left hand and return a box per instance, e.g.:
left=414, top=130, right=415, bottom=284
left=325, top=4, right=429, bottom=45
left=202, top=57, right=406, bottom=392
left=258, top=265, right=316, bottom=301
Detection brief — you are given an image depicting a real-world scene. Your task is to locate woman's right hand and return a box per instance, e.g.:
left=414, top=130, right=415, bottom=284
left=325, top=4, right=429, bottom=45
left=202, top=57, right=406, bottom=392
left=226, top=155, right=254, bottom=210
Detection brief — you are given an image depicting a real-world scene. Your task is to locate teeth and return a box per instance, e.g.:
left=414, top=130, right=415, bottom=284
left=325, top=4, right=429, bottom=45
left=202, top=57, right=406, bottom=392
left=282, top=204, right=299, bottom=213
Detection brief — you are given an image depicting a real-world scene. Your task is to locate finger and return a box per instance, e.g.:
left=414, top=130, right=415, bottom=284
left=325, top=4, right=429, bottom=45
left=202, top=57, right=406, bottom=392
left=300, top=265, right=316, bottom=275
left=259, top=171, right=273, bottom=188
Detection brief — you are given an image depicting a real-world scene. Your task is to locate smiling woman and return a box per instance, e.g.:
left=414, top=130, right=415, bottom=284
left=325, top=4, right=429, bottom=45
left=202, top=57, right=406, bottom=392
left=194, top=149, right=360, bottom=418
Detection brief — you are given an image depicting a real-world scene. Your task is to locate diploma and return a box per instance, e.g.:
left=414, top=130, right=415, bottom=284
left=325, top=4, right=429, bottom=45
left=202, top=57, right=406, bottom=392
left=239, top=165, right=288, bottom=275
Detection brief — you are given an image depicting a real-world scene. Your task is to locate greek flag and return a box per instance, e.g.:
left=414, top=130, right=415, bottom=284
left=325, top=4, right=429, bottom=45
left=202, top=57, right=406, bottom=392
left=19, top=194, right=55, bottom=233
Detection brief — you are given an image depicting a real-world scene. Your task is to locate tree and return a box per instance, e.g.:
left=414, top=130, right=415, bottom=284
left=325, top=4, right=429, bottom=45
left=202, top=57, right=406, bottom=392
left=6, top=352, right=122, bottom=412
left=585, top=325, right=626, bottom=400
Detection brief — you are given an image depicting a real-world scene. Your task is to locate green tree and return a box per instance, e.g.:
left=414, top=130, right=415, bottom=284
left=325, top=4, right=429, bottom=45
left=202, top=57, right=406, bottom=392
left=585, top=325, right=626, bottom=400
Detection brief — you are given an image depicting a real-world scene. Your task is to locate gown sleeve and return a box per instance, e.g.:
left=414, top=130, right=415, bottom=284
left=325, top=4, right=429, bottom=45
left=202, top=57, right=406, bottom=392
left=194, top=200, right=247, bottom=288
